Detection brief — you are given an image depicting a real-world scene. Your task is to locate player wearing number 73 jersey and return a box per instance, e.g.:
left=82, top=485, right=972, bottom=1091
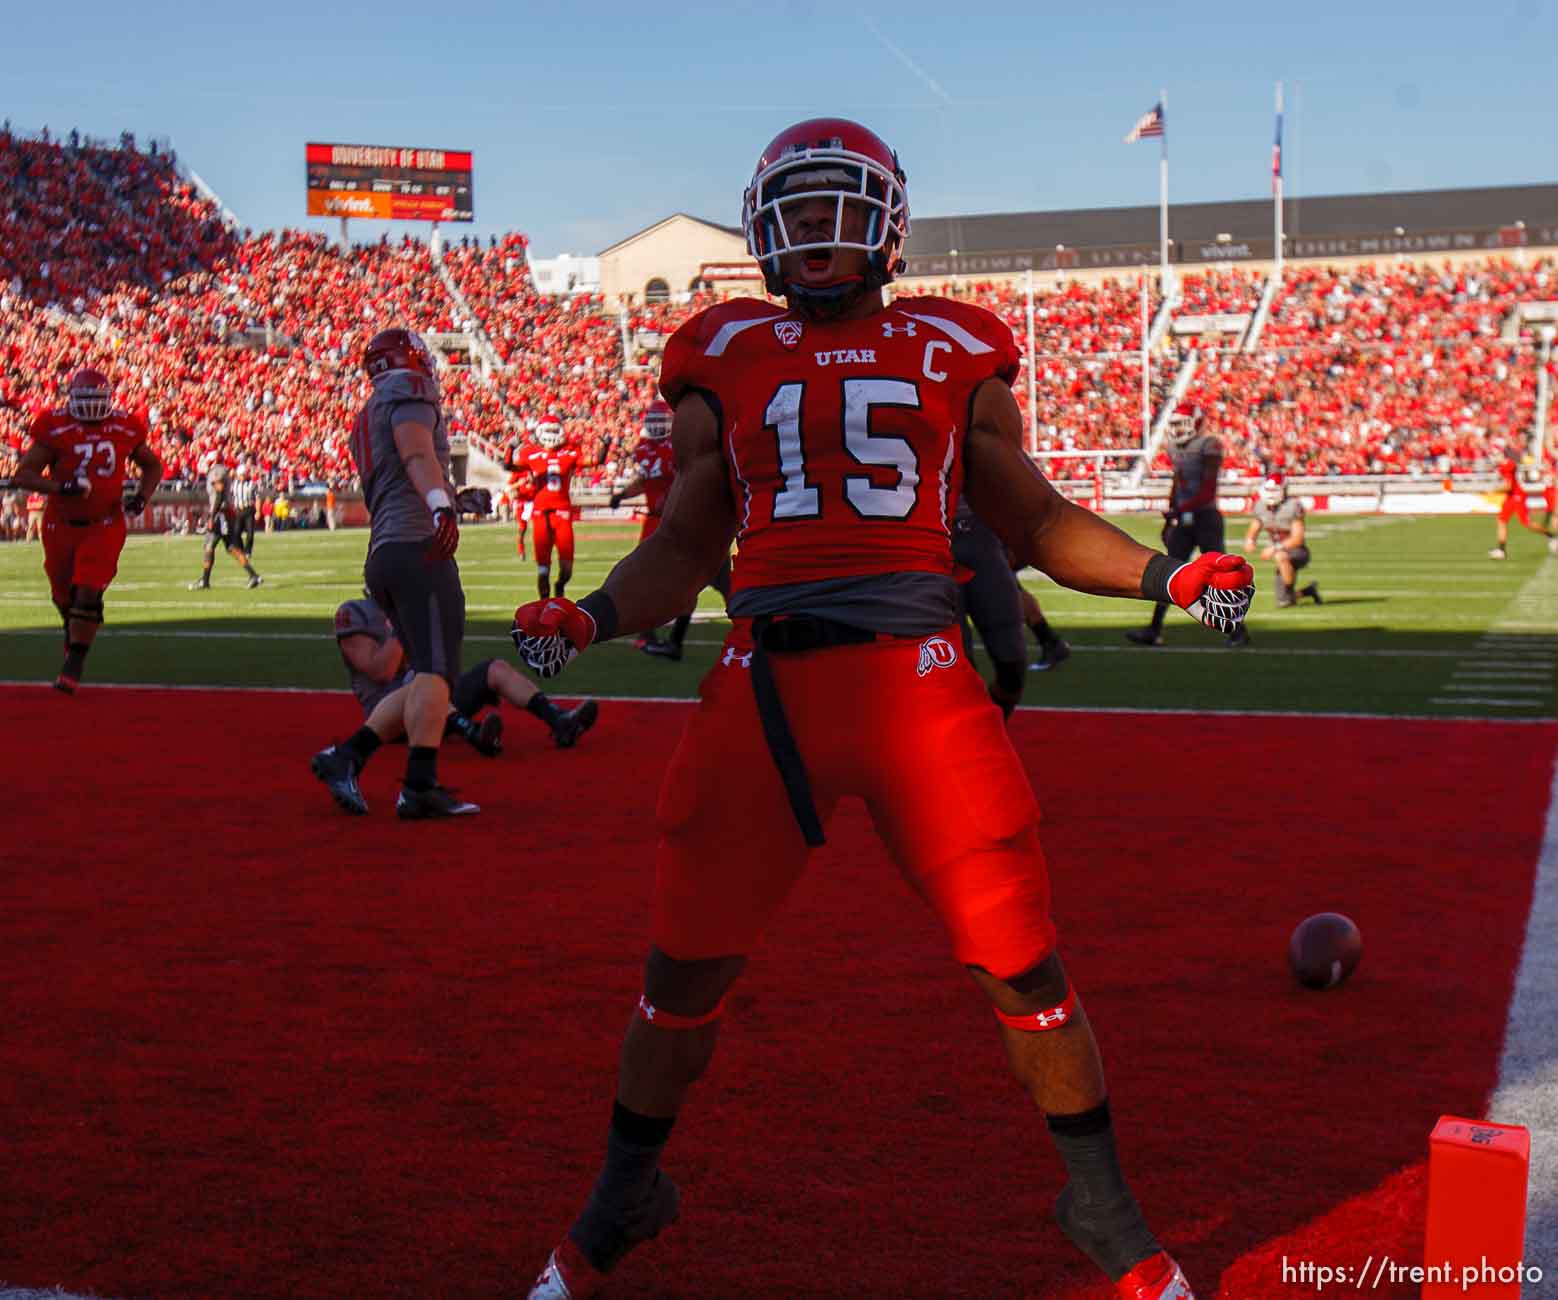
left=13, top=369, right=162, bottom=694
left=515, top=117, right=1248, bottom=1300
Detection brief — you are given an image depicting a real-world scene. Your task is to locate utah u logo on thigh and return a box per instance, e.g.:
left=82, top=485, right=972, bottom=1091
left=916, top=636, right=957, bottom=677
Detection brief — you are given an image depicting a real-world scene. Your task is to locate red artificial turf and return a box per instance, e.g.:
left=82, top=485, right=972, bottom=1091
left=0, top=686, right=1551, bottom=1299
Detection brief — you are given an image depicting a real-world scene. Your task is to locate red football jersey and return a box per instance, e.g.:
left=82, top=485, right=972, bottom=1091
left=632, top=437, right=675, bottom=515
left=1498, top=459, right=1520, bottom=493
left=508, top=469, right=537, bottom=502
left=659, top=296, right=1019, bottom=594
left=523, top=445, right=581, bottom=512
left=29, top=408, right=148, bottom=522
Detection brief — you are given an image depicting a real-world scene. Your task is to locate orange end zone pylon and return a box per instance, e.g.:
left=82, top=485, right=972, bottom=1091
left=1422, top=1116, right=1530, bottom=1297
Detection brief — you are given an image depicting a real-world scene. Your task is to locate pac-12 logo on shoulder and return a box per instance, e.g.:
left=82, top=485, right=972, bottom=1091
left=916, top=636, right=958, bottom=677
left=774, top=320, right=804, bottom=350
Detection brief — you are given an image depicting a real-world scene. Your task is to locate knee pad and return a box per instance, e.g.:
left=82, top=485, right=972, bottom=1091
left=992, top=953, right=1076, bottom=1032
left=68, top=587, right=105, bottom=625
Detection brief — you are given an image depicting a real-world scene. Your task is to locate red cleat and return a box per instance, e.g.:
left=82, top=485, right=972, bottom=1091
left=1116, top=1252, right=1194, bottom=1300
left=53, top=671, right=79, bottom=695
left=526, top=1237, right=603, bottom=1299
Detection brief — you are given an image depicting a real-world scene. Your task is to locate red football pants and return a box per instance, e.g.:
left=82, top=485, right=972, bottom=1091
left=652, top=624, right=1055, bottom=979
left=1498, top=491, right=1532, bottom=526
left=532, top=508, right=574, bottom=570
left=43, top=512, right=127, bottom=607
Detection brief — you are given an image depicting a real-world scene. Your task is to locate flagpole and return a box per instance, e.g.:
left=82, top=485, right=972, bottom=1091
left=1140, top=270, right=1150, bottom=450
left=1024, top=268, right=1037, bottom=457
left=1159, top=87, right=1170, bottom=299
left=1274, top=81, right=1284, bottom=283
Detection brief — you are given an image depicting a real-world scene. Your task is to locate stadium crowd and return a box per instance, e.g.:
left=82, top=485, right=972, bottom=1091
left=3, top=127, right=1555, bottom=523
left=1169, top=260, right=1555, bottom=475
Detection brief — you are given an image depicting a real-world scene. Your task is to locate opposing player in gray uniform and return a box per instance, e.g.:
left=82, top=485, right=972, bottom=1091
left=310, top=594, right=601, bottom=815
left=310, top=328, right=474, bottom=820
left=1127, top=403, right=1242, bottom=647
left=1243, top=474, right=1320, bottom=608
left=188, top=462, right=262, bottom=590
left=953, top=498, right=1034, bottom=718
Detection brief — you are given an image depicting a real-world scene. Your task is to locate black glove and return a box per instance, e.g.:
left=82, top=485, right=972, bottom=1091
left=609, top=492, right=624, bottom=510
left=456, top=486, right=493, bottom=517
left=429, top=506, right=460, bottom=560
left=58, top=479, right=88, bottom=497
left=124, top=491, right=147, bottom=516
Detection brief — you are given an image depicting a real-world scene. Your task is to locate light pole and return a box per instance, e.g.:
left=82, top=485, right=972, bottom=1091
left=1535, top=324, right=1556, bottom=458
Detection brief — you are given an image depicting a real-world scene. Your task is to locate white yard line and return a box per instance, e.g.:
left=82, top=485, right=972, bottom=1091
left=1486, top=749, right=1558, bottom=1274
left=2, top=679, right=1554, bottom=726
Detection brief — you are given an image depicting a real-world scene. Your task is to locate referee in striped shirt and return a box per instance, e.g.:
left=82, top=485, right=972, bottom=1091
left=231, top=471, right=259, bottom=555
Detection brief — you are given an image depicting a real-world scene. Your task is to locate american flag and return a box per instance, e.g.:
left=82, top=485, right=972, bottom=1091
left=1123, top=103, right=1164, bottom=144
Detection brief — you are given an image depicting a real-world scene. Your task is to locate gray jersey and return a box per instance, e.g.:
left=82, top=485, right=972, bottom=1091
left=350, top=371, right=452, bottom=555
left=1254, top=496, right=1304, bottom=539
left=334, top=596, right=413, bottom=715
left=1170, top=434, right=1223, bottom=511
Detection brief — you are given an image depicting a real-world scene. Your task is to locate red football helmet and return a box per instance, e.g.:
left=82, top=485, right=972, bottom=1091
left=742, top=118, right=909, bottom=299
left=363, top=328, right=434, bottom=381
left=641, top=399, right=672, bottom=441
left=536, top=414, right=566, bottom=450
left=1166, top=402, right=1205, bottom=449
left=67, top=369, right=112, bottom=422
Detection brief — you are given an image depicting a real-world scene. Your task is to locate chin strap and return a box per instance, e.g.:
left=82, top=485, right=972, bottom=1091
left=784, top=275, right=870, bottom=320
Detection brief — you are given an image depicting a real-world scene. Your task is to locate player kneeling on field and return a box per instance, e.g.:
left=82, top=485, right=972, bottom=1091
left=310, top=593, right=599, bottom=816
left=1242, top=475, right=1319, bottom=609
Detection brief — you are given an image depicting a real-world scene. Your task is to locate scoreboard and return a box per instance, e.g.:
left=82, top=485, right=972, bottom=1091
left=305, top=143, right=473, bottom=223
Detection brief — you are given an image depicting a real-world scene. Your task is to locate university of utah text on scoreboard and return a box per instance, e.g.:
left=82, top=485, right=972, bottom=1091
left=305, top=142, right=474, bottom=222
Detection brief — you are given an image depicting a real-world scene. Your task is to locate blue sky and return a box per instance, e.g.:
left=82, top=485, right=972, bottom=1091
left=7, top=1, right=1555, bottom=257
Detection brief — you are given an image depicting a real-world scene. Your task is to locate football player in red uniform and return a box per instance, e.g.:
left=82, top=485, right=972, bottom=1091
left=506, top=438, right=539, bottom=560
left=514, top=119, right=1250, bottom=1300
left=522, top=416, right=581, bottom=599
left=511, top=471, right=538, bottom=561
left=1488, top=444, right=1557, bottom=558
left=610, top=399, right=731, bottom=658
left=12, top=369, right=163, bottom=693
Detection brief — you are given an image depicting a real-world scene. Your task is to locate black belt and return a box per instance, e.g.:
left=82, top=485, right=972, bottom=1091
left=748, top=615, right=881, bottom=848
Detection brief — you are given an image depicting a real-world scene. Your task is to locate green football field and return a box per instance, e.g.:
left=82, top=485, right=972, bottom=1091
left=2, top=513, right=1554, bottom=719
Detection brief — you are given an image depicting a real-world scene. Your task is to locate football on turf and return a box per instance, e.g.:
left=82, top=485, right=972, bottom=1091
left=1288, top=912, right=1363, bottom=990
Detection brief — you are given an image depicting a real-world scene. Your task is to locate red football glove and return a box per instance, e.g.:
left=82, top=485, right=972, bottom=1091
left=1166, top=552, right=1255, bottom=635
left=428, top=506, right=459, bottom=561
left=511, top=597, right=597, bottom=679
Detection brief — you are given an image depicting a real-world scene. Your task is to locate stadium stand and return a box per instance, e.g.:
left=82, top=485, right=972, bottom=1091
left=2, top=127, right=1554, bottom=516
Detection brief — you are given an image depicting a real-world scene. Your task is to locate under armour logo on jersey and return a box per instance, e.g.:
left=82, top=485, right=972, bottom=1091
left=915, top=636, right=958, bottom=677
left=722, top=646, right=754, bottom=669
left=774, top=320, right=804, bottom=350
left=882, top=319, right=917, bottom=337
